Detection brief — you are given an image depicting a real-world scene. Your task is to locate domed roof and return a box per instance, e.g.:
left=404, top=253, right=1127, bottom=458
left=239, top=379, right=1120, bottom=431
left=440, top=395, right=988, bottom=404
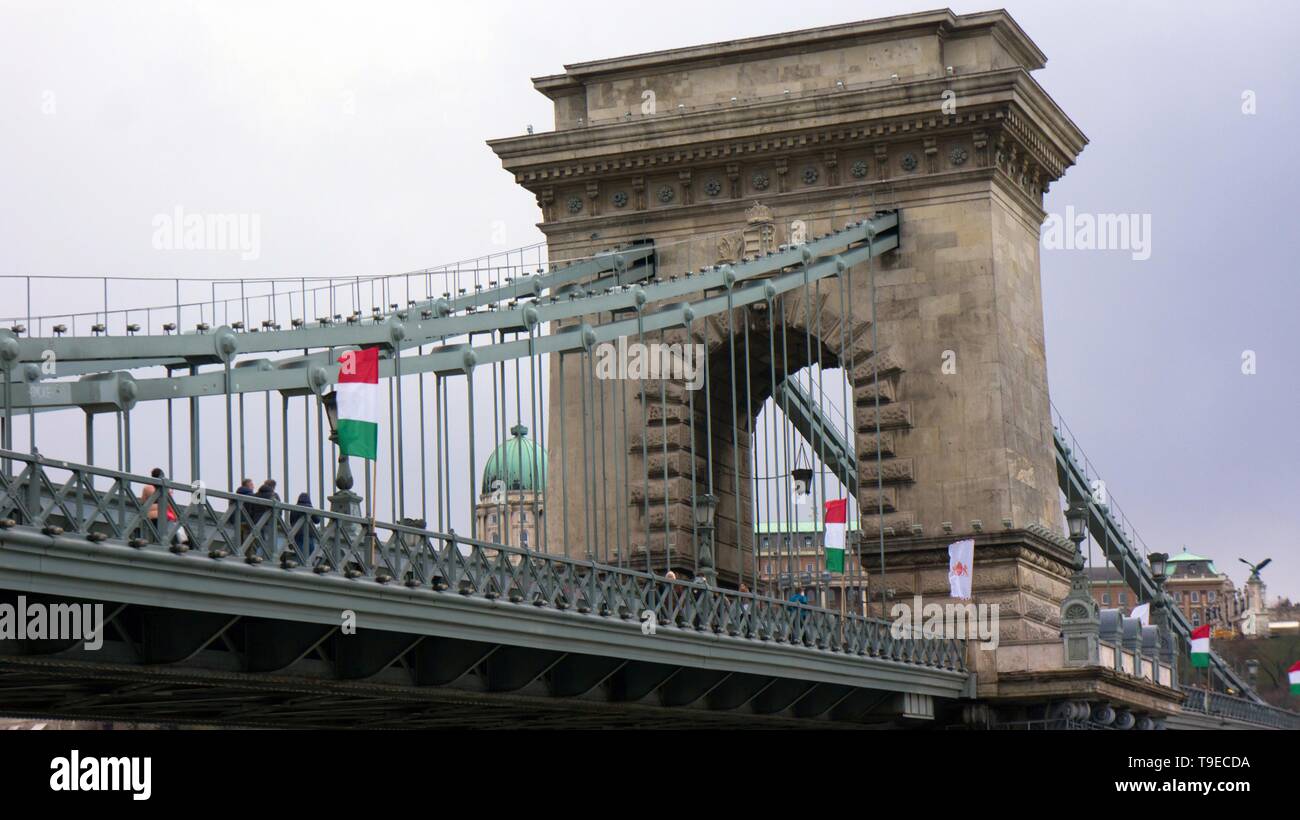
left=1168, top=548, right=1217, bottom=574
left=481, top=424, right=547, bottom=494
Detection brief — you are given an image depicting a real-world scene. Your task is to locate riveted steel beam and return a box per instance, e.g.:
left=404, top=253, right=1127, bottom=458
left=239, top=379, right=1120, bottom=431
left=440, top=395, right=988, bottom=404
left=414, top=637, right=498, bottom=687
left=548, top=654, right=627, bottom=698
left=4, top=246, right=654, bottom=366
left=139, top=610, right=239, bottom=665
left=244, top=621, right=334, bottom=673
left=705, top=672, right=776, bottom=711
left=791, top=682, right=855, bottom=718
left=6, top=214, right=898, bottom=412
left=1054, top=429, right=1255, bottom=700
left=335, top=631, right=424, bottom=680
left=752, top=678, right=819, bottom=715
left=5, top=213, right=888, bottom=375
left=776, top=378, right=858, bottom=495
left=659, top=667, right=732, bottom=707
left=609, top=661, right=679, bottom=702
left=484, top=646, right=565, bottom=692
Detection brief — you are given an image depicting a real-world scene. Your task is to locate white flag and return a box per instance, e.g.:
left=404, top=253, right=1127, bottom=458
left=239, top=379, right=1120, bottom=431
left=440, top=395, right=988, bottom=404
left=948, top=539, right=974, bottom=600
left=1131, top=603, right=1150, bottom=626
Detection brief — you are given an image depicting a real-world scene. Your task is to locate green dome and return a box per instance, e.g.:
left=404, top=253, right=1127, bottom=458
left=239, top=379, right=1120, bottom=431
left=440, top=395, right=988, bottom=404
left=481, top=424, right=547, bottom=494
left=1168, top=548, right=1217, bottom=574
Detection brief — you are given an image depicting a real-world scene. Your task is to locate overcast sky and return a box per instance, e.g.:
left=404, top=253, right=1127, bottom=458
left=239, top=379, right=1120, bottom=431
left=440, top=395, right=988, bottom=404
left=2, top=0, right=1297, bottom=598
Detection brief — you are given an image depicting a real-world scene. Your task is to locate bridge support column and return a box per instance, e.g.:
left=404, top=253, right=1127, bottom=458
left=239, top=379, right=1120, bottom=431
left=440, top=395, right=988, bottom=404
left=493, top=9, right=1088, bottom=698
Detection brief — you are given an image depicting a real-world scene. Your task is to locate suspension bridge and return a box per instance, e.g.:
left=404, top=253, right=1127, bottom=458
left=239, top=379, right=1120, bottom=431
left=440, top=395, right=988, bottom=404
left=0, top=9, right=1294, bottom=729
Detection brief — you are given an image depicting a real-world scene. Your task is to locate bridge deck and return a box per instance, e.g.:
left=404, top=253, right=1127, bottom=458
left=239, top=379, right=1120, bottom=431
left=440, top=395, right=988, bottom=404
left=0, top=451, right=969, bottom=727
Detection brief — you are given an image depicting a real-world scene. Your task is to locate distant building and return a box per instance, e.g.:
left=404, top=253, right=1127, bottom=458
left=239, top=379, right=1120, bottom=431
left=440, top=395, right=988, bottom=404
left=755, top=520, right=867, bottom=614
left=1260, top=596, right=1300, bottom=636
left=474, top=424, right=545, bottom=551
left=1086, top=548, right=1243, bottom=635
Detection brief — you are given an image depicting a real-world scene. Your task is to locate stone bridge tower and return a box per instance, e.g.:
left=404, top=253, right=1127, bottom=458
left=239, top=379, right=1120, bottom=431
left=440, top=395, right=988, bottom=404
left=490, top=9, right=1088, bottom=694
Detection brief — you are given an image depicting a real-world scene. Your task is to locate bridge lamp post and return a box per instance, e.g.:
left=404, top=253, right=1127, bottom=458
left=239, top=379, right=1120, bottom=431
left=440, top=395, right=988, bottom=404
left=321, top=391, right=364, bottom=558
left=694, top=493, right=718, bottom=585
left=1148, top=551, right=1176, bottom=685
left=322, top=391, right=353, bottom=492
left=1065, top=501, right=1088, bottom=564
left=1060, top=500, right=1100, bottom=667
left=1149, top=550, right=1169, bottom=630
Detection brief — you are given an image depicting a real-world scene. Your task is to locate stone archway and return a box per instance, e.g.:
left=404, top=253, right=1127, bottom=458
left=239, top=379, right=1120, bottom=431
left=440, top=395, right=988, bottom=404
left=561, top=254, right=900, bottom=591
left=506, top=11, right=1089, bottom=694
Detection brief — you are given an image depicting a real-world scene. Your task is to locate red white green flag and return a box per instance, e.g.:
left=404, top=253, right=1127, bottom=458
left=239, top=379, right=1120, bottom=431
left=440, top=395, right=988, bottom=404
left=1190, top=623, right=1211, bottom=668
left=335, top=347, right=379, bottom=460
left=1289, top=661, right=1300, bottom=695
left=824, top=498, right=847, bottom=574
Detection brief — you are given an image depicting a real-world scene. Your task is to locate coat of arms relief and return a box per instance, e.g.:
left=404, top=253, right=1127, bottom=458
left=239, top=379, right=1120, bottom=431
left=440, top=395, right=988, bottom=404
left=715, top=202, right=777, bottom=264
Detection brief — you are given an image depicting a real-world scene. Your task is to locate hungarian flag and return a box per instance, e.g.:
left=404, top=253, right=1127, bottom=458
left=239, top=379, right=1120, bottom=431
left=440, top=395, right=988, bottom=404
left=1289, top=661, right=1300, bottom=695
left=1190, top=624, right=1211, bottom=668
left=335, top=347, right=380, bottom=460
left=824, top=498, right=847, bottom=573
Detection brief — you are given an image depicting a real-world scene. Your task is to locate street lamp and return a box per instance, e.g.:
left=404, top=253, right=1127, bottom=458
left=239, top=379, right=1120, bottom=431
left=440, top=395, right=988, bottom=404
left=320, top=390, right=363, bottom=565
left=790, top=466, right=813, bottom=497
left=1065, top=501, right=1087, bottom=542
left=1065, top=500, right=1089, bottom=571
left=1149, top=551, right=1168, bottom=584
left=694, top=493, right=718, bottom=584
left=1149, top=552, right=1169, bottom=618
left=321, top=391, right=353, bottom=492
left=1148, top=551, right=1177, bottom=686
left=1060, top=499, right=1100, bottom=666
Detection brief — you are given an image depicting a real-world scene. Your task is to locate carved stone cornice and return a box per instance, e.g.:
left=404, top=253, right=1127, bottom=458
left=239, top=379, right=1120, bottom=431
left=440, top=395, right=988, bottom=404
left=863, top=530, right=1076, bottom=580
left=490, top=69, right=1086, bottom=200
left=533, top=10, right=1047, bottom=92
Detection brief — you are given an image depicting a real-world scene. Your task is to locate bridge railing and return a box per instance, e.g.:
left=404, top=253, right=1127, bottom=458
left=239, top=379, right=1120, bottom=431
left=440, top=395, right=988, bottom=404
left=1181, top=686, right=1300, bottom=730
left=0, top=450, right=966, bottom=673
left=0, top=242, right=549, bottom=340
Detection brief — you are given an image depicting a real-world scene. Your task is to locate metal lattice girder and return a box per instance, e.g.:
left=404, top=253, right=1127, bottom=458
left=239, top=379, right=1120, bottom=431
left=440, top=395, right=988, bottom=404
left=3, top=246, right=656, bottom=371
left=1174, top=686, right=1300, bottom=730
left=779, top=373, right=1259, bottom=703
left=3, top=213, right=899, bottom=412
left=440, top=245, right=655, bottom=312
left=7, top=216, right=888, bottom=370
left=1053, top=428, right=1257, bottom=701
left=0, top=447, right=968, bottom=696
left=775, top=378, right=857, bottom=496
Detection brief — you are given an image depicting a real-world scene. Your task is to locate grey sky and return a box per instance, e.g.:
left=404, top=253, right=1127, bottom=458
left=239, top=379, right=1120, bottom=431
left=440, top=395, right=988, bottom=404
left=2, top=1, right=1297, bottom=597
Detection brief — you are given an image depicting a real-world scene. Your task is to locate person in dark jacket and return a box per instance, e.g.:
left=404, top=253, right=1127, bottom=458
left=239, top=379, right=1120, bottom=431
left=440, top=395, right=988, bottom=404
left=251, top=480, right=281, bottom=556
left=288, top=492, right=321, bottom=558
left=235, top=478, right=255, bottom=548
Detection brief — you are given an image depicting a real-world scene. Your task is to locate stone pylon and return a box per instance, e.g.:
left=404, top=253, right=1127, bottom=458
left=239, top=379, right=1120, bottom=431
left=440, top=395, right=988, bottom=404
left=490, top=9, right=1088, bottom=696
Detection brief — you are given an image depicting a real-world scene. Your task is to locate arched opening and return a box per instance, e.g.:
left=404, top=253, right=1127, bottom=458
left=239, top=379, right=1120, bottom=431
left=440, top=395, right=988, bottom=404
left=751, top=358, right=864, bottom=613
left=669, top=300, right=867, bottom=605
